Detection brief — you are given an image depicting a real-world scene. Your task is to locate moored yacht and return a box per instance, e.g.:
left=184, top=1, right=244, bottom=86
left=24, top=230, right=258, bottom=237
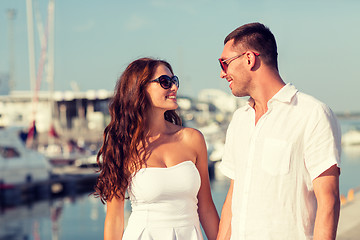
left=0, top=126, right=51, bottom=204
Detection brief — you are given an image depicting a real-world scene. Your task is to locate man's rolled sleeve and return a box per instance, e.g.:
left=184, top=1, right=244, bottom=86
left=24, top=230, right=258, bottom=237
left=304, top=103, right=341, bottom=181
left=219, top=158, right=235, bottom=179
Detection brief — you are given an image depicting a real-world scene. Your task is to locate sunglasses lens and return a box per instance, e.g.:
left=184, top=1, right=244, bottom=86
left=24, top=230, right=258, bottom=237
left=159, top=76, right=172, bottom=89
left=218, top=59, right=226, bottom=72
left=172, top=76, right=179, bottom=88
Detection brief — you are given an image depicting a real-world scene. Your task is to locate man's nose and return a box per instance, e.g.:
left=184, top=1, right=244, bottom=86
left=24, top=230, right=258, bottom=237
left=220, top=69, right=227, bottom=79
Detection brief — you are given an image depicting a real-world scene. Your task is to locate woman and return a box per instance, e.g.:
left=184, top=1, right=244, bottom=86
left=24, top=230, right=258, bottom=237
left=94, top=58, right=219, bottom=240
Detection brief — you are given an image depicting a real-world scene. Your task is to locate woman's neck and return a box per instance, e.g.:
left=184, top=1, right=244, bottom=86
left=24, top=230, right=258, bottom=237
left=146, top=109, right=170, bottom=138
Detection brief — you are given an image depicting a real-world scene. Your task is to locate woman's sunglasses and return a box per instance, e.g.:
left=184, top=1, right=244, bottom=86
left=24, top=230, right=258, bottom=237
left=150, top=75, right=179, bottom=89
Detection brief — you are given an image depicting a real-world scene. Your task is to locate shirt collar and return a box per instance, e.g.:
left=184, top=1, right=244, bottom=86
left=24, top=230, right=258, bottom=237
left=245, top=83, right=298, bottom=110
left=270, top=83, right=298, bottom=103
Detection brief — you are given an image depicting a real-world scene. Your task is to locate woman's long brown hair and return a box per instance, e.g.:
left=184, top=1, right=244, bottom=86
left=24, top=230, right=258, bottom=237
left=94, top=58, right=181, bottom=203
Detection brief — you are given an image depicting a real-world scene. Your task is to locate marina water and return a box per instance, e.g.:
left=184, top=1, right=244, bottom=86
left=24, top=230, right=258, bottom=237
left=1, top=119, right=360, bottom=240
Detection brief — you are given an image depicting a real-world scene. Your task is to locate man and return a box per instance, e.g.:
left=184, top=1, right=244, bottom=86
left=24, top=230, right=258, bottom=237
left=217, top=22, right=341, bottom=240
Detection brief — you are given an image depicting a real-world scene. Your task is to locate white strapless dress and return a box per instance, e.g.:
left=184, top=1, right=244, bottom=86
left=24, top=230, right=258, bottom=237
left=122, top=160, right=203, bottom=240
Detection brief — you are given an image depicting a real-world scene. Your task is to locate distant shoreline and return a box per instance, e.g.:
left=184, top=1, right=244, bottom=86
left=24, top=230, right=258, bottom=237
left=336, top=113, right=360, bottom=120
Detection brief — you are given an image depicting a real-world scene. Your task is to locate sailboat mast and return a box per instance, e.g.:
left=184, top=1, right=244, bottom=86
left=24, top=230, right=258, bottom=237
left=25, top=0, right=38, bottom=148
left=25, top=0, right=36, bottom=96
left=47, top=0, right=55, bottom=128
left=7, top=9, right=16, bottom=92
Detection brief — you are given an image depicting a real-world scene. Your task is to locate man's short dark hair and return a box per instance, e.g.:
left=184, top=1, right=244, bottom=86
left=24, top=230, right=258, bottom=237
left=225, top=22, right=278, bottom=70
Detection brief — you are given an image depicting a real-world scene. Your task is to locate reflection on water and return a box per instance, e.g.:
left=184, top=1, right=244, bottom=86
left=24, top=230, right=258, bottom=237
left=0, top=194, right=106, bottom=240
left=0, top=200, right=51, bottom=240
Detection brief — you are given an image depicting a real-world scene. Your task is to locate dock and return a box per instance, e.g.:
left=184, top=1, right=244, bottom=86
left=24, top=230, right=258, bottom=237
left=337, top=188, right=360, bottom=239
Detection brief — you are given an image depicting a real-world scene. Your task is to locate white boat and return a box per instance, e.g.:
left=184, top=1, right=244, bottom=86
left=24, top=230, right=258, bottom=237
left=342, top=129, right=360, bottom=146
left=50, top=154, right=99, bottom=177
left=74, top=154, right=99, bottom=169
left=0, top=126, right=51, bottom=189
left=38, top=141, right=94, bottom=167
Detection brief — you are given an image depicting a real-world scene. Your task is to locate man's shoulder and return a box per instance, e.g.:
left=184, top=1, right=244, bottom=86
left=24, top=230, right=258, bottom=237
left=295, top=91, right=337, bottom=122
left=297, top=91, right=322, bottom=104
left=282, top=84, right=326, bottom=110
left=296, top=91, right=331, bottom=111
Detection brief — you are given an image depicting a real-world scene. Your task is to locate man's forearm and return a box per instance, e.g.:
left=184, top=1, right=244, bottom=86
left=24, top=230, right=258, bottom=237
left=313, top=198, right=340, bottom=240
left=313, top=165, right=341, bottom=240
left=217, top=180, right=234, bottom=240
left=217, top=208, right=231, bottom=240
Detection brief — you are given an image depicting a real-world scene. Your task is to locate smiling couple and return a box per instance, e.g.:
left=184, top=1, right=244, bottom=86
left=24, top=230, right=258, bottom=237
left=95, top=22, right=341, bottom=240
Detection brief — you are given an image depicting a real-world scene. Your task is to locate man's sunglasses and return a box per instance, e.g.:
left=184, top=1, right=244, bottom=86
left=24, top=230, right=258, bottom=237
left=218, top=51, right=260, bottom=72
left=150, top=75, right=179, bottom=89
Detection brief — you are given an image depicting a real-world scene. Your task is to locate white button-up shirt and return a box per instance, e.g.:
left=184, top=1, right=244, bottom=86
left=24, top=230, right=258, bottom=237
left=219, top=83, right=341, bottom=240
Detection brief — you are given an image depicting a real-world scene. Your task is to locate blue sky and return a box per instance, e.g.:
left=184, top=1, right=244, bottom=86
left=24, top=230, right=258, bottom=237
left=0, top=0, right=359, bottom=113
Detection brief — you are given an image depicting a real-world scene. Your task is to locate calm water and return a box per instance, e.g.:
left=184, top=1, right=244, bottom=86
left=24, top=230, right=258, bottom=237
left=1, top=120, right=360, bottom=240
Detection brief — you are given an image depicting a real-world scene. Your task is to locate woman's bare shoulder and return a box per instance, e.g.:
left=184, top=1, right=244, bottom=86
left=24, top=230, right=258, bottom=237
left=180, top=127, right=205, bottom=142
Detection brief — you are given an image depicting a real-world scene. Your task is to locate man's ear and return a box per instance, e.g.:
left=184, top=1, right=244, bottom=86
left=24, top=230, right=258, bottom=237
left=245, top=51, right=257, bottom=69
